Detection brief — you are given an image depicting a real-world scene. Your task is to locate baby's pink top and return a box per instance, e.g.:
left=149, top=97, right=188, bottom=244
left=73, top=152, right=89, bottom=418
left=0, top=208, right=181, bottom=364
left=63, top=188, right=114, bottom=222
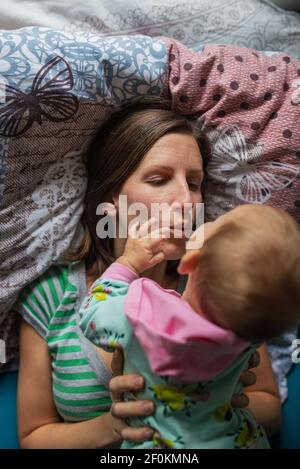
left=102, top=262, right=250, bottom=382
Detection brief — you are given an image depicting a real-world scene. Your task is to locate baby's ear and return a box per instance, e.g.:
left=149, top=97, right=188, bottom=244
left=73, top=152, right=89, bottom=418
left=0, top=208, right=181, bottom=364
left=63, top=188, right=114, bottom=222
left=178, top=249, right=202, bottom=274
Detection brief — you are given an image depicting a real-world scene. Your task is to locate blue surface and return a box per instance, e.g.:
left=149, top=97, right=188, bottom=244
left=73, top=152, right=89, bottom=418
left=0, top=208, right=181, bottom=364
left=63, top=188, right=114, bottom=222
left=271, top=360, right=300, bottom=449
left=1, top=365, right=300, bottom=449
left=0, top=371, right=19, bottom=449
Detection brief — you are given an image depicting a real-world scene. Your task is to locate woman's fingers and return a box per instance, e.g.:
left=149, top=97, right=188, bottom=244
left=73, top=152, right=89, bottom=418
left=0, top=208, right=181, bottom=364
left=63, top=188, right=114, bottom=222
left=111, top=348, right=124, bottom=378
left=111, top=412, right=153, bottom=442
left=109, top=362, right=155, bottom=443
left=231, top=393, right=250, bottom=408
left=233, top=353, right=259, bottom=409
left=111, top=400, right=155, bottom=419
left=120, top=426, right=154, bottom=442
left=121, top=426, right=154, bottom=441
left=239, top=370, right=257, bottom=387
left=109, top=374, right=144, bottom=401
left=248, top=350, right=260, bottom=369
left=111, top=414, right=127, bottom=438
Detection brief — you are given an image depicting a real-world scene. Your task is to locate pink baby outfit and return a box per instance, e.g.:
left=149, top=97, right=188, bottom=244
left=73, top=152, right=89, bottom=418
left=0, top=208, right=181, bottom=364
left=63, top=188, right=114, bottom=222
left=102, top=262, right=250, bottom=382
left=80, top=262, right=267, bottom=449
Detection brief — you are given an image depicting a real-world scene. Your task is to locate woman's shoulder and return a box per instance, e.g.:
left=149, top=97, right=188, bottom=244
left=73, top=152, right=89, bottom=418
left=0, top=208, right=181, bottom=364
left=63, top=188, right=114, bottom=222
left=27, top=260, right=84, bottom=291
left=23, top=262, right=75, bottom=296
left=14, top=260, right=85, bottom=338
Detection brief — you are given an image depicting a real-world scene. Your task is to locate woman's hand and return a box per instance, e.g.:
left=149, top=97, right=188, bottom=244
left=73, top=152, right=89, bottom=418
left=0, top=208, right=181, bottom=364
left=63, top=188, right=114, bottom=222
left=109, top=349, right=261, bottom=439
left=109, top=349, right=155, bottom=442
left=231, top=350, right=260, bottom=408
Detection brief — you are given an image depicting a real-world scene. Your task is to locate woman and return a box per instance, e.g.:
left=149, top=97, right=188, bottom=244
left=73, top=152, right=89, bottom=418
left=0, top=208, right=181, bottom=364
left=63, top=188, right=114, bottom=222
left=16, top=97, right=281, bottom=448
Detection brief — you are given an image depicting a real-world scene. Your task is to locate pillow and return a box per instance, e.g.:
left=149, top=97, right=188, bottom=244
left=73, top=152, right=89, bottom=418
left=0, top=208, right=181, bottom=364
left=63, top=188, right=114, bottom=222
left=162, top=38, right=300, bottom=223
left=0, top=27, right=168, bottom=319
left=1, top=0, right=300, bottom=58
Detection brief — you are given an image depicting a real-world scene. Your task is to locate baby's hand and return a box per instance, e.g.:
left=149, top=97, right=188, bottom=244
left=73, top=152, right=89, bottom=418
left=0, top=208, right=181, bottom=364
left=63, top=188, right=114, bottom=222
left=117, top=217, right=171, bottom=275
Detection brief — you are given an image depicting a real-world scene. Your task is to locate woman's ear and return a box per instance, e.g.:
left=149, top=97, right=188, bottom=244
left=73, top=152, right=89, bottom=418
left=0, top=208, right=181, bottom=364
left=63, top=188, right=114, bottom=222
left=111, top=192, right=119, bottom=211
left=178, top=249, right=202, bottom=275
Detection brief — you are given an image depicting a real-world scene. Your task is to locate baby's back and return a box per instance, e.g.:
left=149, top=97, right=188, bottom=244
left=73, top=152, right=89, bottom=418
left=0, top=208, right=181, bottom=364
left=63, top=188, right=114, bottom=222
left=122, top=340, right=269, bottom=449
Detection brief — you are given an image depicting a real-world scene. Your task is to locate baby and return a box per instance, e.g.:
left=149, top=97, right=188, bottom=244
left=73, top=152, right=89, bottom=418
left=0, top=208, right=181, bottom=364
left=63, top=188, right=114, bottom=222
left=79, top=204, right=300, bottom=449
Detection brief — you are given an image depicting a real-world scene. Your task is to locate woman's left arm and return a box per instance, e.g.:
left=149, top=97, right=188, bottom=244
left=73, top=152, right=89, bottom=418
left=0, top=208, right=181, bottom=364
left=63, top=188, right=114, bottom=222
left=243, top=343, right=282, bottom=437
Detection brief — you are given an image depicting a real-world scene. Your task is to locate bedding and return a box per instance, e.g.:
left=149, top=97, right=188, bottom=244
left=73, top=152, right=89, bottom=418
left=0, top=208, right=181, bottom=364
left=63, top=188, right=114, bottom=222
left=1, top=0, right=300, bottom=401
left=0, top=1, right=300, bottom=59
left=0, top=28, right=168, bottom=319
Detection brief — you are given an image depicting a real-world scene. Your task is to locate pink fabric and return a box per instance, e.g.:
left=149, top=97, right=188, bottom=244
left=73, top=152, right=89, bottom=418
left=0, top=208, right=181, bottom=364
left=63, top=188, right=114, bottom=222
left=125, top=277, right=250, bottom=383
left=100, top=262, right=138, bottom=283
left=161, top=39, right=300, bottom=222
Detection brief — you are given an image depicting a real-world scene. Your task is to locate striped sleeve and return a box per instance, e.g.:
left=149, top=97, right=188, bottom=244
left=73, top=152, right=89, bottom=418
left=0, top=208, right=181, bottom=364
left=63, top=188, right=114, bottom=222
left=14, top=266, right=66, bottom=340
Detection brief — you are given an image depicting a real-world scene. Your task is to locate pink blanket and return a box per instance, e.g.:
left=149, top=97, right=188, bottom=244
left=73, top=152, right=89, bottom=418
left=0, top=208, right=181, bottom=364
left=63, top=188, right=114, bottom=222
left=162, top=38, right=300, bottom=222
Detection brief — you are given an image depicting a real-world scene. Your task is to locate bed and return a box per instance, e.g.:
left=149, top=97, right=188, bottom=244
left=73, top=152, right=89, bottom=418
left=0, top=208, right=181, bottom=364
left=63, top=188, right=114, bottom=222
left=0, top=0, right=300, bottom=449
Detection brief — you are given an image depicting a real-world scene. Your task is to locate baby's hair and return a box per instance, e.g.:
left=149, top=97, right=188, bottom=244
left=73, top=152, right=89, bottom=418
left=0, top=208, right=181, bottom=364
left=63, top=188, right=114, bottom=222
left=194, top=205, right=300, bottom=342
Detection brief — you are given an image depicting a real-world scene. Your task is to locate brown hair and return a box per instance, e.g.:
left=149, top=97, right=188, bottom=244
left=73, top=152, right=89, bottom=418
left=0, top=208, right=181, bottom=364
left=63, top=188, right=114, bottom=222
left=193, top=205, right=300, bottom=342
left=66, top=95, right=209, bottom=278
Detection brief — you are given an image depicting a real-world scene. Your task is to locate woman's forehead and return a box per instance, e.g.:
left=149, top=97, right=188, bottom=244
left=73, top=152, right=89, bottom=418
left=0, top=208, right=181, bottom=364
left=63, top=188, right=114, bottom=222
left=141, top=132, right=203, bottom=168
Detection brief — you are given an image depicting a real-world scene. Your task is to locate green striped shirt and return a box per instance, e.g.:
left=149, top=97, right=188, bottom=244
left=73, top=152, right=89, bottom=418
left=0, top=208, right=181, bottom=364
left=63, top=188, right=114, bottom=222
left=15, top=261, right=112, bottom=422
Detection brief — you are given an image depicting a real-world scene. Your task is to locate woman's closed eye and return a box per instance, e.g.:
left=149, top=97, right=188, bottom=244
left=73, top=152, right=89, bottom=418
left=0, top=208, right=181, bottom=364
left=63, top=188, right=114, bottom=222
left=146, top=178, right=166, bottom=185
left=146, top=178, right=202, bottom=191
left=188, top=181, right=202, bottom=192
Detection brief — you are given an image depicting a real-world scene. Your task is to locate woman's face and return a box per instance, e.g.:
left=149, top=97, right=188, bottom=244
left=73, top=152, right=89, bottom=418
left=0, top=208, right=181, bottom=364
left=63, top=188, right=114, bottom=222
left=112, top=132, right=204, bottom=260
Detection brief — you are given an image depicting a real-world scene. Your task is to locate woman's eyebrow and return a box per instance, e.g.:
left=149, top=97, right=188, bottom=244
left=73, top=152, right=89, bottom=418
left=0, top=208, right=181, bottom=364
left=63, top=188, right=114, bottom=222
left=187, top=169, right=203, bottom=176
left=143, top=165, right=203, bottom=175
left=143, top=164, right=173, bottom=172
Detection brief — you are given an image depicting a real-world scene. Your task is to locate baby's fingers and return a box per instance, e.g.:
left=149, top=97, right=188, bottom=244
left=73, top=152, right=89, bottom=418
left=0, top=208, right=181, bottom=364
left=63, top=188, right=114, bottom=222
left=138, top=217, right=159, bottom=238
left=149, top=251, right=165, bottom=266
left=128, top=220, right=141, bottom=239
left=147, top=226, right=171, bottom=239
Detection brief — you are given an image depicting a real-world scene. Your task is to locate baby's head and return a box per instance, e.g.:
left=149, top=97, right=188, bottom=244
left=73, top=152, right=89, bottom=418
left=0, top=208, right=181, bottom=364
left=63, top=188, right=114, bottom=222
left=178, top=204, right=300, bottom=342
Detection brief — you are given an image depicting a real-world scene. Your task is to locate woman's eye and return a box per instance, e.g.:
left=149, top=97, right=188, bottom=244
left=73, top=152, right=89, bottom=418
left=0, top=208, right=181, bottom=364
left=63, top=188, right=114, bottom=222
left=147, top=179, right=202, bottom=190
left=189, top=182, right=202, bottom=191
left=147, top=179, right=165, bottom=185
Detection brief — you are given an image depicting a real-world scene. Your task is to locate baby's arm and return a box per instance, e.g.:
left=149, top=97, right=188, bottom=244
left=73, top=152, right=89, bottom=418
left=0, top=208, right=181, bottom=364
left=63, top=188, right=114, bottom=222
left=80, top=217, right=169, bottom=358
left=80, top=215, right=169, bottom=352
left=79, top=272, right=133, bottom=352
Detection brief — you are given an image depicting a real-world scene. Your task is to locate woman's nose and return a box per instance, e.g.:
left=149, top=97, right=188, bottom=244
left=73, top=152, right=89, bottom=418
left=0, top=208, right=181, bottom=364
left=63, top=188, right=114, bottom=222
left=174, top=180, right=194, bottom=205
left=170, top=181, right=202, bottom=228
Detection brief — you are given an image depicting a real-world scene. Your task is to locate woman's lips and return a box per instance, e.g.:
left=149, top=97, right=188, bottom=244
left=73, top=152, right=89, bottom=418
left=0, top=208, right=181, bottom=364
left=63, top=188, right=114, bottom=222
left=167, top=225, right=189, bottom=239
